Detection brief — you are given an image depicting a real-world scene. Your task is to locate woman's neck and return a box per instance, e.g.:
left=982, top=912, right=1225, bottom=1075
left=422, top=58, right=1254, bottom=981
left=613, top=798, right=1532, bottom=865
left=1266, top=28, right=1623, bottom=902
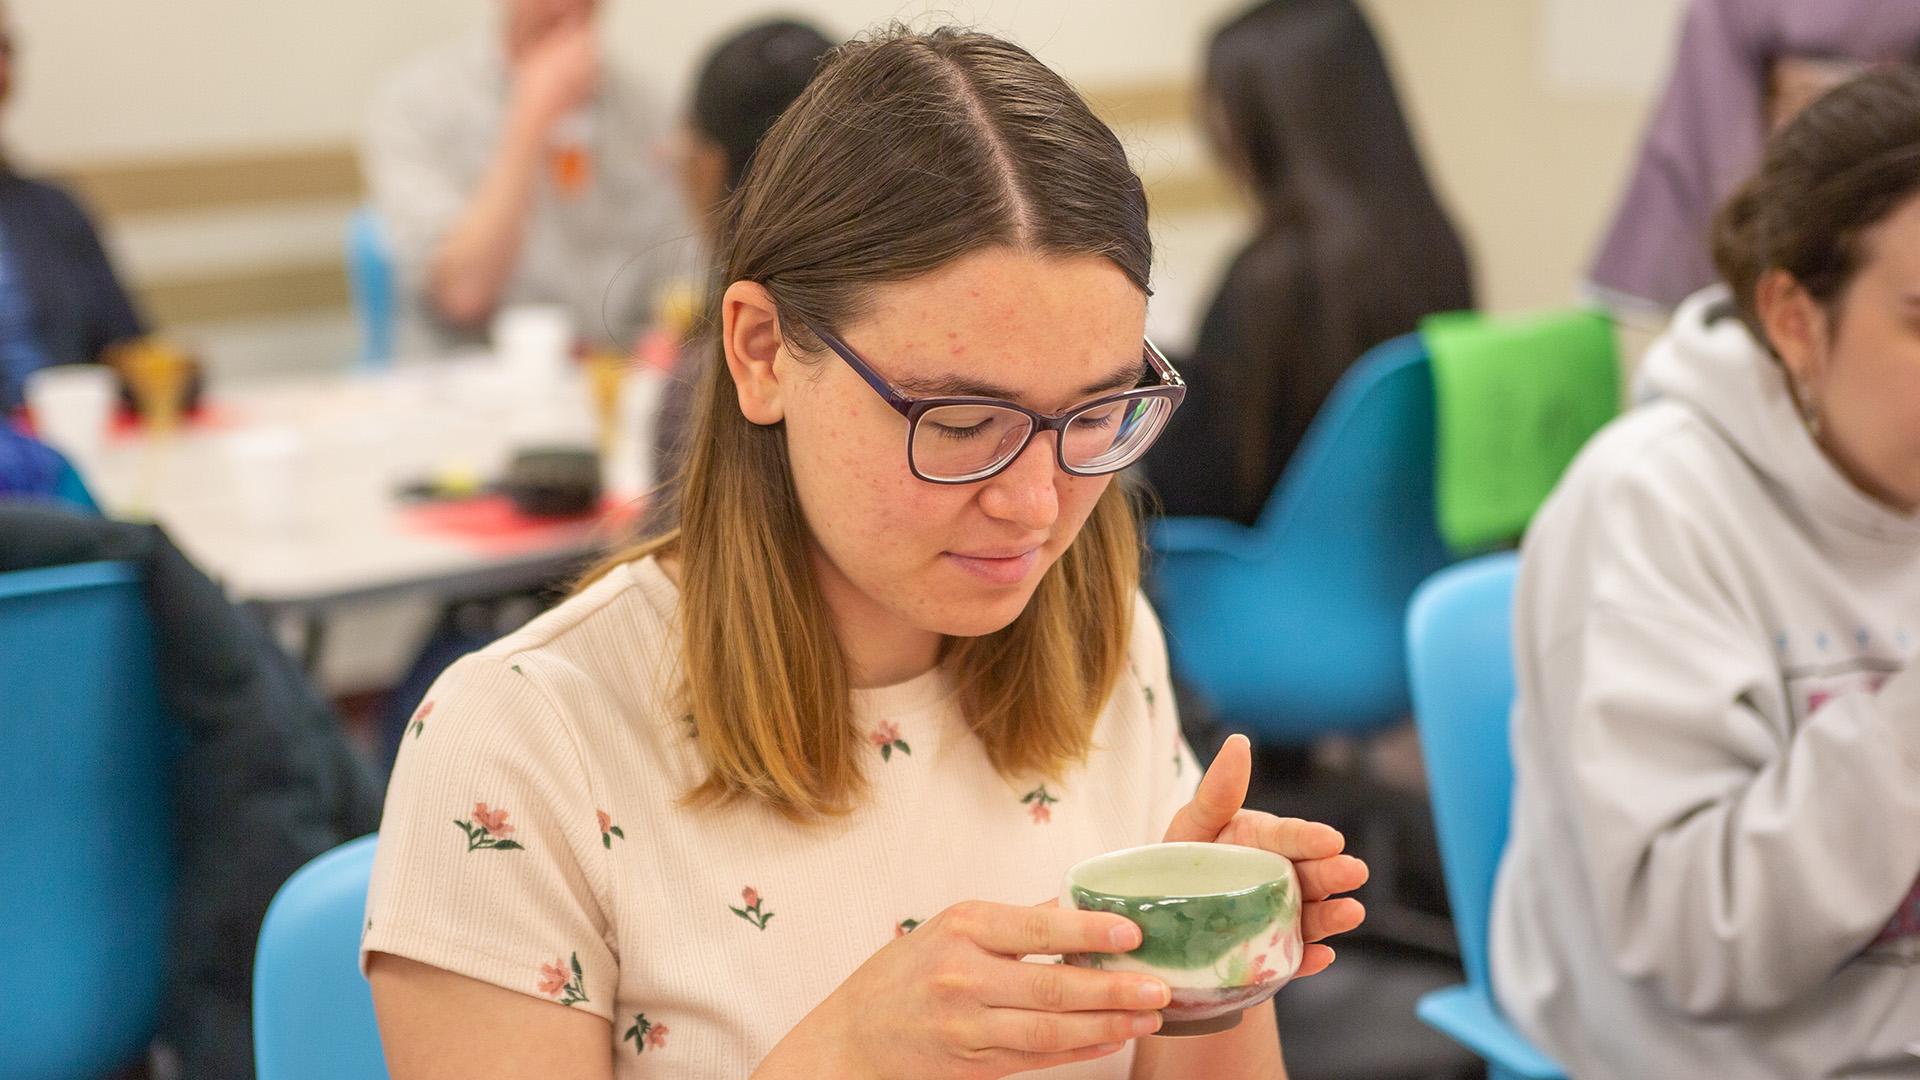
left=810, top=549, right=943, bottom=690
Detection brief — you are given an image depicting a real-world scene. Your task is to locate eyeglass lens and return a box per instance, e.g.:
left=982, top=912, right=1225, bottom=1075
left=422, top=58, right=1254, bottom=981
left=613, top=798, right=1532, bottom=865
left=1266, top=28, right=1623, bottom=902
left=910, top=396, right=1174, bottom=481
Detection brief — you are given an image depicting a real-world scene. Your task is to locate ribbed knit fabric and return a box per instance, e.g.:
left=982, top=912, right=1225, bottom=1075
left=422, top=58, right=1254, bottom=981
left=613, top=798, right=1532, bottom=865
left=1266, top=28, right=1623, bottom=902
left=363, top=556, right=1200, bottom=1076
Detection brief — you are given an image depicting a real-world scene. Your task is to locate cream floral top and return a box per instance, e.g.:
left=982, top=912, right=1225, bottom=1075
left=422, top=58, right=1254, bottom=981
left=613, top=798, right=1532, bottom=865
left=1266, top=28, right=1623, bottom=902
left=362, top=556, right=1200, bottom=1078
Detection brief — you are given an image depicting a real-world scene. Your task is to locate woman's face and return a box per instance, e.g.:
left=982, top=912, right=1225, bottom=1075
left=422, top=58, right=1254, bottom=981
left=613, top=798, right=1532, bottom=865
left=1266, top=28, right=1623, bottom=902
left=723, top=247, right=1147, bottom=653
left=1765, top=192, right=1920, bottom=512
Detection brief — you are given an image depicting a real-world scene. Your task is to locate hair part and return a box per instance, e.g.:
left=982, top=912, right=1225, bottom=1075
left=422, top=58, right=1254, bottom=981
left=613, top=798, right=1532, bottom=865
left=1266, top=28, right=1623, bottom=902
left=586, top=26, right=1150, bottom=821
left=1713, top=65, right=1920, bottom=349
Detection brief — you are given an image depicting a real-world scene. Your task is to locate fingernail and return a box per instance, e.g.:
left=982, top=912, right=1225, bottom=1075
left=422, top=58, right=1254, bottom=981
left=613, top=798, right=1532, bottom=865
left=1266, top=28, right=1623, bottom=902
left=1137, top=981, right=1169, bottom=1007
left=1132, top=1013, right=1161, bottom=1036
left=1091, top=1042, right=1125, bottom=1055
left=1108, top=924, right=1139, bottom=950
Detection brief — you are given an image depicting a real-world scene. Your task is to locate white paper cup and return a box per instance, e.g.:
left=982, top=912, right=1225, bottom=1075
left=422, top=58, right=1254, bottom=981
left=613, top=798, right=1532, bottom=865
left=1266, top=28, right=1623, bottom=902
left=493, top=304, right=574, bottom=388
left=225, top=426, right=312, bottom=537
left=25, top=364, right=115, bottom=463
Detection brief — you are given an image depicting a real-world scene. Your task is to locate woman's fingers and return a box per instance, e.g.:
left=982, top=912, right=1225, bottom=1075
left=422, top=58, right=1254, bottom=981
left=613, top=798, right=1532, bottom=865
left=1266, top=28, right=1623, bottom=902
left=979, top=957, right=1170, bottom=1013
left=1294, top=853, right=1370, bottom=901
left=1301, top=896, right=1366, bottom=943
left=947, top=900, right=1142, bottom=958
left=977, top=1004, right=1162, bottom=1055
left=1293, top=942, right=1338, bottom=980
left=1224, top=812, right=1349, bottom=866
left=1162, top=734, right=1253, bottom=842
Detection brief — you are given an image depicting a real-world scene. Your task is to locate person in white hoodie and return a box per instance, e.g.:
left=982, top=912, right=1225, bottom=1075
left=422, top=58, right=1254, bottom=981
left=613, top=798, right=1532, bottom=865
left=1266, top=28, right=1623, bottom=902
left=1492, top=67, right=1920, bottom=1078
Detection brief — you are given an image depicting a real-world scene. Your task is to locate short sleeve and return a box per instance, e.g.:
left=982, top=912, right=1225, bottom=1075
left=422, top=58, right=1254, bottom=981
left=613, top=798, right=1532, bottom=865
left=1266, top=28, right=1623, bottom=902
left=362, top=653, right=619, bottom=1020
left=1130, top=592, right=1202, bottom=839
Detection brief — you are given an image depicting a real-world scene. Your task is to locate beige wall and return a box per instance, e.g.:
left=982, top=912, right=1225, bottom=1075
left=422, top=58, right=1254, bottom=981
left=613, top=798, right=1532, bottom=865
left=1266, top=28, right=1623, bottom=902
left=1361, top=0, right=1681, bottom=313
left=2, top=0, right=1685, bottom=363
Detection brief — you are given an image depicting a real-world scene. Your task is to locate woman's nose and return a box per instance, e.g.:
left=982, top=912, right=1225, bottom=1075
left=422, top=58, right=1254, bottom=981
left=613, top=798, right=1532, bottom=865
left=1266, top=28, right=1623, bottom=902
left=977, top=431, right=1060, bottom=530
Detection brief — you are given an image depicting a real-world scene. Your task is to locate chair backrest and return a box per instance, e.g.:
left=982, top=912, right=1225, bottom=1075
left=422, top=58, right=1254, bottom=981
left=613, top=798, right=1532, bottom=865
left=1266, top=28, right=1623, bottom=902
left=1406, top=552, right=1520, bottom=994
left=345, top=207, right=396, bottom=370
left=0, top=562, right=174, bottom=1080
left=254, top=834, right=389, bottom=1080
left=1150, top=334, right=1453, bottom=739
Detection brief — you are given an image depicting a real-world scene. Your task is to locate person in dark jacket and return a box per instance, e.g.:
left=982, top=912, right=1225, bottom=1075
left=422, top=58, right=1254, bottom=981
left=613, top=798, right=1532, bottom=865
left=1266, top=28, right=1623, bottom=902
left=0, top=6, right=147, bottom=410
left=1141, top=0, right=1475, bottom=525
left=0, top=505, right=383, bottom=1079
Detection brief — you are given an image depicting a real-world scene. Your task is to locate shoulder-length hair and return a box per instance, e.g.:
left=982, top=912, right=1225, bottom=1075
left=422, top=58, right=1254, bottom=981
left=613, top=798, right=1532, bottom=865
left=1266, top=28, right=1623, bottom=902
left=587, top=27, right=1153, bottom=821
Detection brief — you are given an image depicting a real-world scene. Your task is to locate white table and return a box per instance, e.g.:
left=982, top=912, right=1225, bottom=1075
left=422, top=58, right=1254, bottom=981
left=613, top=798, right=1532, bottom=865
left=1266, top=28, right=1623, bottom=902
left=76, top=357, right=645, bottom=671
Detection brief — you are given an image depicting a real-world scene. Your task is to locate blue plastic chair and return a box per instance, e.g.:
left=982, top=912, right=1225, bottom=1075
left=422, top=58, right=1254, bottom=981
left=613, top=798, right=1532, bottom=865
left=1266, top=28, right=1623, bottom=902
left=254, top=833, right=389, bottom=1080
left=0, top=562, right=175, bottom=1080
left=1148, top=333, right=1453, bottom=740
left=1405, top=553, right=1566, bottom=1079
left=346, top=206, right=396, bottom=370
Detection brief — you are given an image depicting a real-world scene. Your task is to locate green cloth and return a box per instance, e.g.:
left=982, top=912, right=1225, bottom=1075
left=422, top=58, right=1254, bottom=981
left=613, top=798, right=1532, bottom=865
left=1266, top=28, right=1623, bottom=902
left=1422, top=308, right=1620, bottom=552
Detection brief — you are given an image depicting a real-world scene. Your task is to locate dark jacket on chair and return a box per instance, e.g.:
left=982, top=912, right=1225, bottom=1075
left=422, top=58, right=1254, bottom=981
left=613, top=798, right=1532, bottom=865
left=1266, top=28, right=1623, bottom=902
left=0, top=505, right=383, bottom=1080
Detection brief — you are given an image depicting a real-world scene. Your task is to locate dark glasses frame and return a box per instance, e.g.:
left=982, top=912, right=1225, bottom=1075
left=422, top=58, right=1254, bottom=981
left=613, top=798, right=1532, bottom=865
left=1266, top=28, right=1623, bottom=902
left=797, top=317, right=1187, bottom=485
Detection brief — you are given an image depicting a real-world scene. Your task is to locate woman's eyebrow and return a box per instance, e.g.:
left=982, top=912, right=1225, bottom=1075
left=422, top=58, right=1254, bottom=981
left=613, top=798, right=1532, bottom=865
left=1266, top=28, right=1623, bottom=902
left=893, top=357, right=1149, bottom=401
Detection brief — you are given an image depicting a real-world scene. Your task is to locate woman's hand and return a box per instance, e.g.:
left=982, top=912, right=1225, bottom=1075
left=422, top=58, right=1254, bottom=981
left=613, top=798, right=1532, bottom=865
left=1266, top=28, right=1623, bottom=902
left=1163, top=734, right=1369, bottom=979
left=756, top=899, right=1172, bottom=1080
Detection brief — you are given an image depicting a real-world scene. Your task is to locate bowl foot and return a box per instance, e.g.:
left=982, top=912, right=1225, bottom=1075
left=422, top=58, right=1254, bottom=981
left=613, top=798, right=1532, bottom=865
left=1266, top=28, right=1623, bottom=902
left=1153, top=1010, right=1242, bottom=1038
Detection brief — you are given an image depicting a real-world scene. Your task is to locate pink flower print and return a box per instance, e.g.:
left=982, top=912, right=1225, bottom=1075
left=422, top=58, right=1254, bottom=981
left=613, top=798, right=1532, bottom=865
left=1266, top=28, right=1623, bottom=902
left=596, top=810, right=624, bottom=849
left=1246, top=952, right=1279, bottom=985
left=895, top=918, right=922, bottom=938
left=409, top=700, right=433, bottom=738
left=539, top=953, right=589, bottom=1006
left=473, top=803, right=514, bottom=836
left=454, top=802, right=524, bottom=851
left=1020, top=784, right=1059, bottom=824
left=623, top=1013, right=667, bottom=1052
left=869, top=721, right=912, bottom=762
left=730, top=886, right=774, bottom=930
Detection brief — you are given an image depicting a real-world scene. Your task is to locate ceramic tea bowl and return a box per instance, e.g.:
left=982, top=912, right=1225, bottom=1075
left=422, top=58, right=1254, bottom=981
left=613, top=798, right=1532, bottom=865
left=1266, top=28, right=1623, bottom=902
left=1061, top=842, right=1301, bottom=1036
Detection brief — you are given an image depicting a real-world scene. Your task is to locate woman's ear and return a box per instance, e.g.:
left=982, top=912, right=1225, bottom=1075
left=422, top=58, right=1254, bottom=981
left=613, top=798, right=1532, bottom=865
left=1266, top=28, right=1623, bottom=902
left=1755, top=268, right=1832, bottom=392
left=721, top=280, right=787, bottom=425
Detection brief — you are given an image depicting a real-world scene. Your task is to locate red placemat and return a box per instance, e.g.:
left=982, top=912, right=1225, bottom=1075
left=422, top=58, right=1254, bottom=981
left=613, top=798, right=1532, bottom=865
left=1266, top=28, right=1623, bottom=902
left=399, top=493, right=643, bottom=557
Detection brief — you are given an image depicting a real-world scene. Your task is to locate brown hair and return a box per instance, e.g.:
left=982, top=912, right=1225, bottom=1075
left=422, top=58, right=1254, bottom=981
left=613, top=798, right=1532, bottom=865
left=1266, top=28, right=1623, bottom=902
left=589, top=27, right=1152, bottom=820
left=1713, top=65, right=1920, bottom=347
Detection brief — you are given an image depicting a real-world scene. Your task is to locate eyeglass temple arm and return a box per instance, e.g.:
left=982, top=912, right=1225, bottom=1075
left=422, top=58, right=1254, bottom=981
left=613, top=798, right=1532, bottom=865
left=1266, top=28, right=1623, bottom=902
left=798, top=320, right=916, bottom=417
left=1144, top=339, right=1184, bottom=387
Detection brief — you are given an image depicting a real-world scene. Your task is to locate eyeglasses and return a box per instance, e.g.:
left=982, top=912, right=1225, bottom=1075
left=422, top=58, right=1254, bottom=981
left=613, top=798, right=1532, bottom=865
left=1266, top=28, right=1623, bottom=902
left=800, top=318, right=1186, bottom=484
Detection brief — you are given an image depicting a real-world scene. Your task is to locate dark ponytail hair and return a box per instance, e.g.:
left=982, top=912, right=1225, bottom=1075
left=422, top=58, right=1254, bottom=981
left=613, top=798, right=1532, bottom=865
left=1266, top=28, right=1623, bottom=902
left=1713, top=65, right=1920, bottom=348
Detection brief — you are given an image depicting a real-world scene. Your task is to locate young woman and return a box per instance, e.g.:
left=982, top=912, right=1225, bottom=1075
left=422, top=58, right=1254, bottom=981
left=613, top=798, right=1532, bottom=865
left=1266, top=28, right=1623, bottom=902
left=1140, top=0, right=1472, bottom=525
left=363, top=28, right=1367, bottom=1080
left=1493, top=68, right=1920, bottom=1078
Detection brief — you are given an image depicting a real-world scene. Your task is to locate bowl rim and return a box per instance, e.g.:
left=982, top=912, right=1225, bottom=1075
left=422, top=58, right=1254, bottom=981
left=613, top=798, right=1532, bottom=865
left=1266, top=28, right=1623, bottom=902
left=1063, top=841, right=1294, bottom=902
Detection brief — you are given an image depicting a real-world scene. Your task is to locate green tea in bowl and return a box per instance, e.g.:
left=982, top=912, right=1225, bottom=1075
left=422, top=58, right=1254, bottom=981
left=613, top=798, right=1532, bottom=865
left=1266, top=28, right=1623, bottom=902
left=1061, top=842, right=1301, bottom=1036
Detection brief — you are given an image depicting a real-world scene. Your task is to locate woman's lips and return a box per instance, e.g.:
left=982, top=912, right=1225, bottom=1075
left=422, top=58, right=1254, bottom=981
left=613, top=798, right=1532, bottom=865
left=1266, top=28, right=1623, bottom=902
left=945, top=548, right=1039, bottom=585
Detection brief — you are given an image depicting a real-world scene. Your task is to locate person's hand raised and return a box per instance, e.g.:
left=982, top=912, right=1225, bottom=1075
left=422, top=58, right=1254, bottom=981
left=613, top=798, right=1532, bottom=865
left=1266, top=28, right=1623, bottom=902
left=1163, top=734, right=1369, bottom=979
left=757, top=900, right=1169, bottom=1079
left=511, top=15, right=599, bottom=131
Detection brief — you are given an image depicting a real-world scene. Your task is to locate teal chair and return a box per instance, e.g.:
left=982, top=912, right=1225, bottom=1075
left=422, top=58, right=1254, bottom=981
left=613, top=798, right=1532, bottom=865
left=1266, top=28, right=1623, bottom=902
left=0, top=562, right=175, bottom=1080
left=254, top=833, right=389, bottom=1080
left=346, top=206, right=396, bottom=370
left=1405, top=553, right=1566, bottom=1079
left=1148, top=333, right=1453, bottom=741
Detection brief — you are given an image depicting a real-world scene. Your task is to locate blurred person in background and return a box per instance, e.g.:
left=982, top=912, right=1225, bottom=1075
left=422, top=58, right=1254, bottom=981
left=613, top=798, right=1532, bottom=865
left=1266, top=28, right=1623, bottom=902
left=0, top=1, right=146, bottom=412
left=1495, top=68, right=1920, bottom=1078
left=1139, top=0, right=1473, bottom=526
left=648, top=18, right=834, bottom=499
left=364, top=0, right=689, bottom=354
left=1589, top=0, right=1920, bottom=317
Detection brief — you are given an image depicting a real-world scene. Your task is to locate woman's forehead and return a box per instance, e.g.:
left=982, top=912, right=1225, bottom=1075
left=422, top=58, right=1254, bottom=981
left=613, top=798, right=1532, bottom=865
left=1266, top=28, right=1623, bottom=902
left=841, top=249, right=1147, bottom=397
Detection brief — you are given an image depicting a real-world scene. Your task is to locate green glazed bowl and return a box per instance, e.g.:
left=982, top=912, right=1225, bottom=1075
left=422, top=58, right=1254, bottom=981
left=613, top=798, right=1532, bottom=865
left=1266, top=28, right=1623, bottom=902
left=1061, top=842, right=1301, bottom=1036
